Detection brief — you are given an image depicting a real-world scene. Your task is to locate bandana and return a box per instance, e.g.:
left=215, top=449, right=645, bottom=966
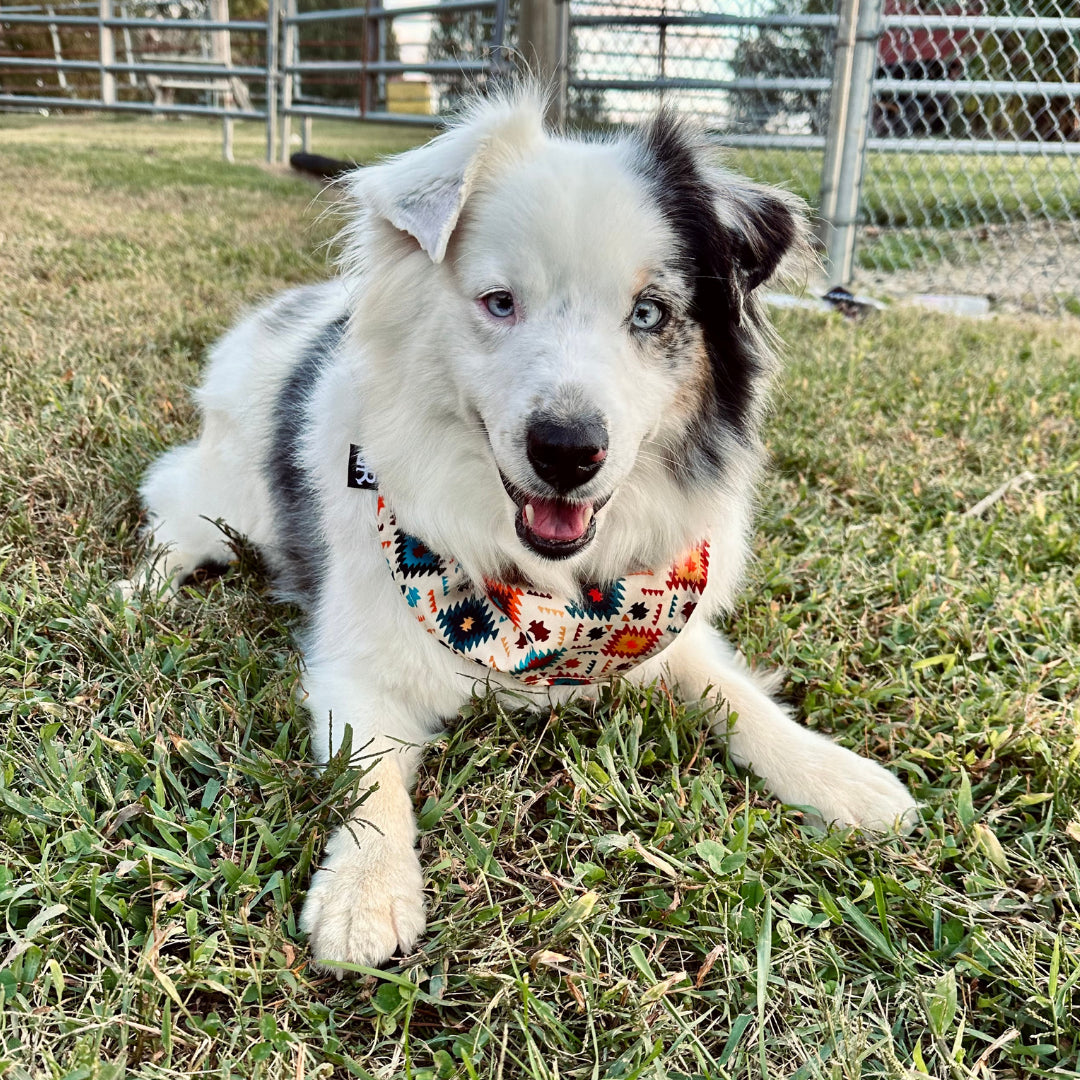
left=349, top=445, right=709, bottom=686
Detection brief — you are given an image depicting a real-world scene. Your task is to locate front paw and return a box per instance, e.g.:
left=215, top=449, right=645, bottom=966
left=299, top=831, right=426, bottom=975
left=771, top=739, right=918, bottom=833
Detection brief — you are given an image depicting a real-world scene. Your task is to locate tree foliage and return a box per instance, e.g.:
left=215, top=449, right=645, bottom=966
left=727, top=0, right=834, bottom=136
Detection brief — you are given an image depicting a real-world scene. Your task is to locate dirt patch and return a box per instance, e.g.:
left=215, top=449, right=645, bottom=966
left=853, top=219, right=1080, bottom=315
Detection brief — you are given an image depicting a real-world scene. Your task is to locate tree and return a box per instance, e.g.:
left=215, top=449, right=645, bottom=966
left=727, top=0, right=835, bottom=137
left=426, top=0, right=515, bottom=115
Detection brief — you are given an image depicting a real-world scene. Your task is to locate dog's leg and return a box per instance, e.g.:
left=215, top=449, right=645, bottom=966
left=657, top=622, right=918, bottom=831
left=298, top=668, right=437, bottom=974
left=299, top=747, right=426, bottom=975
left=122, top=438, right=242, bottom=597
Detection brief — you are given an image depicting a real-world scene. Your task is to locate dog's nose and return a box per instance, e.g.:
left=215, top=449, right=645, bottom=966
left=526, top=417, right=608, bottom=493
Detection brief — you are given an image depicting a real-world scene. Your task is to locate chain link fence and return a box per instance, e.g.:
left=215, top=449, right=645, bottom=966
left=566, top=0, right=1080, bottom=313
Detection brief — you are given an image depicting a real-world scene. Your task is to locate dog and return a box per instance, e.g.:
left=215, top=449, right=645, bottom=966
left=128, top=87, right=917, bottom=974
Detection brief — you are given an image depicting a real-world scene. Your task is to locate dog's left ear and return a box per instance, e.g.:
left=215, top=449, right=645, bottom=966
left=639, top=112, right=809, bottom=322
left=714, top=179, right=807, bottom=295
left=350, top=93, right=546, bottom=264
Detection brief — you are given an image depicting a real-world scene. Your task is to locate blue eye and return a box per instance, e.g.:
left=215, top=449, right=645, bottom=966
left=484, top=291, right=515, bottom=318
left=631, top=298, right=666, bottom=331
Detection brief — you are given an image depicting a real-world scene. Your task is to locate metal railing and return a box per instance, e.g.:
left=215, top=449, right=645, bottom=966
left=0, top=0, right=273, bottom=160
left=276, top=0, right=509, bottom=160
left=0, top=0, right=510, bottom=161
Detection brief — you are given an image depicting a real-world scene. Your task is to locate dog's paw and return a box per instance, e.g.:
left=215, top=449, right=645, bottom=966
left=771, top=739, right=918, bottom=833
left=113, top=566, right=174, bottom=604
left=299, top=836, right=426, bottom=975
left=113, top=577, right=139, bottom=603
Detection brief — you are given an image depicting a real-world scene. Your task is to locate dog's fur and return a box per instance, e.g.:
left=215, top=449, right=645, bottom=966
left=129, top=89, right=916, bottom=973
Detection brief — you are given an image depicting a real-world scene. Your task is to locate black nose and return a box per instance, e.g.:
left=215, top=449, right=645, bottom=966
left=526, top=417, right=608, bottom=493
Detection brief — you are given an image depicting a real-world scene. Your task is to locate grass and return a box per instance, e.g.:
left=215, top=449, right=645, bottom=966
left=1, top=115, right=1079, bottom=1079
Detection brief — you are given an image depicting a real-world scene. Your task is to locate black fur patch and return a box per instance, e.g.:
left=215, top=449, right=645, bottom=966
left=267, top=314, right=348, bottom=600
left=635, top=113, right=798, bottom=486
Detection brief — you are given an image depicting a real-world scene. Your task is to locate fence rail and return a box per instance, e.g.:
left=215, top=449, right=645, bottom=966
left=0, top=0, right=273, bottom=160
left=275, top=0, right=508, bottom=158
left=0, top=0, right=509, bottom=161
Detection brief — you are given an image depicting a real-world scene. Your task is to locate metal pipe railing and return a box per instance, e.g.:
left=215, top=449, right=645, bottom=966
left=282, top=102, right=442, bottom=126
left=284, top=59, right=489, bottom=75
left=0, top=2, right=272, bottom=159
left=0, top=0, right=512, bottom=151
left=283, top=0, right=497, bottom=25
left=0, top=93, right=264, bottom=119
left=570, top=13, right=840, bottom=29
left=0, top=57, right=267, bottom=77
left=0, top=12, right=265, bottom=28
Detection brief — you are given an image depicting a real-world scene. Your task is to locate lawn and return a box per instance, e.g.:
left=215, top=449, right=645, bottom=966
left=1, top=114, right=1078, bottom=1080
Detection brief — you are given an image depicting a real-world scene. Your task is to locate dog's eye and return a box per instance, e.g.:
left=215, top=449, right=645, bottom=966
left=631, top=298, right=666, bottom=331
left=484, top=291, right=515, bottom=319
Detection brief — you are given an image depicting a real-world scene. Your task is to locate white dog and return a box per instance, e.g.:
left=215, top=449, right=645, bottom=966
left=130, top=88, right=917, bottom=974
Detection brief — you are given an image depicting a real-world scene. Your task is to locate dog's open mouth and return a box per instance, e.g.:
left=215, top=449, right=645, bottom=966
left=500, top=474, right=609, bottom=559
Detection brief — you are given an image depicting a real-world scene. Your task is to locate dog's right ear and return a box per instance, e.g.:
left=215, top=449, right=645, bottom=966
left=355, top=134, right=485, bottom=264
left=348, top=93, right=546, bottom=264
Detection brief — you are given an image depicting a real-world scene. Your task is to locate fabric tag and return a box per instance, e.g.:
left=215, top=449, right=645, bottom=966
left=348, top=444, right=379, bottom=490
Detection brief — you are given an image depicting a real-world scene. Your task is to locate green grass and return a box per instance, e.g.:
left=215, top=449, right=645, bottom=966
left=2, top=117, right=1080, bottom=1079
left=0, top=112, right=428, bottom=183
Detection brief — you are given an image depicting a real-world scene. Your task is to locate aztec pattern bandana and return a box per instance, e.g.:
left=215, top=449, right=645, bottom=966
left=350, top=445, right=710, bottom=686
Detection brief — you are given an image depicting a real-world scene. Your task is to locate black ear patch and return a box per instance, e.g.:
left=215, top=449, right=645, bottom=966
left=639, top=110, right=800, bottom=315
left=732, top=186, right=801, bottom=292
left=636, top=112, right=801, bottom=465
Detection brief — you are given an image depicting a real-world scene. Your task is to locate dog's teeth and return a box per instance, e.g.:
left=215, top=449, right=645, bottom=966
left=524, top=504, right=535, bottom=527
left=582, top=506, right=594, bottom=529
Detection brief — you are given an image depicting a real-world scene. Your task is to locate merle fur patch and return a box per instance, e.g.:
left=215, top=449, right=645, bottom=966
left=267, top=315, right=348, bottom=600
left=635, top=113, right=799, bottom=487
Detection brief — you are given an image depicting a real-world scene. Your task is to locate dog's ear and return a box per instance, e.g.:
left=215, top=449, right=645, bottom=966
left=713, top=179, right=808, bottom=296
left=350, top=93, right=546, bottom=264
left=357, top=135, right=485, bottom=264
left=639, top=113, right=809, bottom=321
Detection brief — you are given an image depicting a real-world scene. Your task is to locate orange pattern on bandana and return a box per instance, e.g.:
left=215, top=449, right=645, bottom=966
left=377, top=496, right=709, bottom=686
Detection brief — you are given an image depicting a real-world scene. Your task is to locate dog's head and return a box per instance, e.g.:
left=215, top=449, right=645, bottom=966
left=343, top=89, right=808, bottom=590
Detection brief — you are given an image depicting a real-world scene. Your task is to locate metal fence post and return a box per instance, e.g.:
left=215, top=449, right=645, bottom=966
left=817, top=0, right=858, bottom=261
left=210, top=0, right=234, bottom=162
left=823, top=0, right=882, bottom=288
left=118, top=2, right=137, bottom=87
left=45, top=5, right=69, bottom=91
left=279, top=0, right=296, bottom=163
left=265, top=0, right=278, bottom=163
left=554, top=0, right=568, bottom=128
left=361, top=0, right=381, bottom=118
left=519, top=0, right=567, bottom=129
left=98, top=0, right=116, bottom=106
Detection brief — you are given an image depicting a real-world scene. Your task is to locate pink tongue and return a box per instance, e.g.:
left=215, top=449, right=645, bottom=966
left=527, top=497, right=592, bottom=542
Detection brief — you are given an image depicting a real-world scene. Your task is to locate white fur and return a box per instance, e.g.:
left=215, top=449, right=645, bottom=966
left=130, top=89, right=916, bottom=974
